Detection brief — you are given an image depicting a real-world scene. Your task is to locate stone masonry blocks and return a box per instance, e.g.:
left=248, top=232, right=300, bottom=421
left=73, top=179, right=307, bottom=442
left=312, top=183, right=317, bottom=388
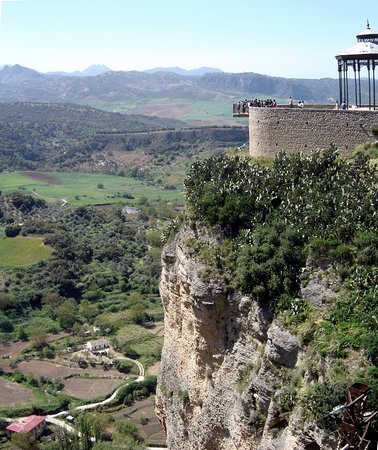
left=249, top=108, right=378, bottom=157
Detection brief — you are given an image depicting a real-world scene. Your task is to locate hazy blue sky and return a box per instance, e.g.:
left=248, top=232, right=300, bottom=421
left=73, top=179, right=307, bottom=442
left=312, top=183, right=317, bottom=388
left=0, top=0, right=377, bottom=78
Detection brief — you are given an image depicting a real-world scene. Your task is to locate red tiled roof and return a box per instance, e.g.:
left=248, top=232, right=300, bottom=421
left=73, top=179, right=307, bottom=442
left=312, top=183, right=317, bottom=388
left=6, top=415, right=45, bottom=433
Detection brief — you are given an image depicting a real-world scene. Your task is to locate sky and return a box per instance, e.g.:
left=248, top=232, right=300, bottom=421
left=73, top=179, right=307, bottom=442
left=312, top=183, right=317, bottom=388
left=0, top=0, right=377, bottom=79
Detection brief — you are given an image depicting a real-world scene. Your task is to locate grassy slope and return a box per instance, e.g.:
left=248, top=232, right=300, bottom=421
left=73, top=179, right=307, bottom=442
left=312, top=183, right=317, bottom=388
left=83, top=97, right=243, bottom=126
left=0, top=236, right=53, bottom=266
left=0, top=172, right=182, bottom=205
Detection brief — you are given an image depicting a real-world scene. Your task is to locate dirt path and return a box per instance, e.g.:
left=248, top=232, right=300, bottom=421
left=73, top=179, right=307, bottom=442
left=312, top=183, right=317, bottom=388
left=1, top=343, right=165, bottom=446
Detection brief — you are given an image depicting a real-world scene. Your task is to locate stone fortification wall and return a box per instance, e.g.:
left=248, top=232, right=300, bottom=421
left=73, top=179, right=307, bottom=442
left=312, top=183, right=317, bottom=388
left=249, top=108, right=378, bottom=157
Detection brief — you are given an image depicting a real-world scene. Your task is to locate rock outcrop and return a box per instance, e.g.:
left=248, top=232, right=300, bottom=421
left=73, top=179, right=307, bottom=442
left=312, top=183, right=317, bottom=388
left=156, top=226, right=335, bottom=450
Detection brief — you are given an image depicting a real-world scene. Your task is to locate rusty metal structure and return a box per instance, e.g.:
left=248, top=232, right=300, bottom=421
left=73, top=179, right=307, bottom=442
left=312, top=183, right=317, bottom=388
left=339, top=382, right=377, bottom=449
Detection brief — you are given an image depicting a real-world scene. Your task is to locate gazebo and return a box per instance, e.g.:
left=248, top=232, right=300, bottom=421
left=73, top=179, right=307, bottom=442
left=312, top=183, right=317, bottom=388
left=335, top=21, right=378, bottom=110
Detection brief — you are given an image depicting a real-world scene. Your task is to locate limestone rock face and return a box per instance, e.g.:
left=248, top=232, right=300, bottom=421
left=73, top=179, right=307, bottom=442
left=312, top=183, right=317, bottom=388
left=265, top=324, right=299, bottom=368
left=156, top=227, right=334, bottom=450
left=300, top=260, right=340, bottom=308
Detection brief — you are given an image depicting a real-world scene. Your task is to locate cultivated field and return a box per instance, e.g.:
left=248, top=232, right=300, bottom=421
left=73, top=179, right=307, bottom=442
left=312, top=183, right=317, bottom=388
left=0, top=333, right=68, bottom=370
left=0, top=378, right=35, bottom=407
left=0, top=171, right=181, bottom=206
left=84, top=96, right=239, bottom=126
left=114, top=397, right=166, bottom=447
left=17, top=360, right=129, bottom=382
left=0, top=236, right=53, bottom=266
left=63, top=377, right=125, bottom=400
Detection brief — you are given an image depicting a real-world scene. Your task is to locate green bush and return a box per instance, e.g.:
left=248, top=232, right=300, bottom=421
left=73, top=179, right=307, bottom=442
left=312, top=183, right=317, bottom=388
left=0, top=314, right=13, bottom=332
left=5, top=224, right=21, bottom=237
left=114, top=359, right=134, bottom=374
left=117, top=375, right=157, bottom=405
left=234, top=222, right=305, bottom=304
left=300, top=381, right=347, bottom=430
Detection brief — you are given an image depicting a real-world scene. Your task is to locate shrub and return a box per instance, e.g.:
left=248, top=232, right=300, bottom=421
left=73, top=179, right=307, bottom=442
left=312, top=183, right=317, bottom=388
left=114, top=359, right=134, bottom=374
left=0, top=314, right=13, bottom=332
left=5, top=224, right=21, bottom=237
left=234, top=222, right=305, bottom=304
left=300, top=381, right=347, bottom=430
left=117, top=376, right=157, bottom=405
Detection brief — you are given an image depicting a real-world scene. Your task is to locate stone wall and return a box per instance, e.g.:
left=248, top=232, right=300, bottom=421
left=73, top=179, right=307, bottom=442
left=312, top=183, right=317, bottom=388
left=249, top=108, right=378, bottom=157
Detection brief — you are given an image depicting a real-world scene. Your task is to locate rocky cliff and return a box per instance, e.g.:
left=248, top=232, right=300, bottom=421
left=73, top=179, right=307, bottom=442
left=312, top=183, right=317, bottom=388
left=156, top=226, right=339, bottom=450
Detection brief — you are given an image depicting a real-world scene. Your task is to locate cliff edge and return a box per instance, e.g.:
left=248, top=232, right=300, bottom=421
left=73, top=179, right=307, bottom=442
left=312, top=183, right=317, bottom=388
left=156, top=151, right=377, bottom=450
left=156, top=226, right=334, bottom=450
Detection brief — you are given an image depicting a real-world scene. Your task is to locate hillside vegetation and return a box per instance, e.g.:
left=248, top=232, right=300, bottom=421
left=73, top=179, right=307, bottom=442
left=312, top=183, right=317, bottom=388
left=180, top=148, right=378, bottom=422
left=0, top=102, right=247, bottom=175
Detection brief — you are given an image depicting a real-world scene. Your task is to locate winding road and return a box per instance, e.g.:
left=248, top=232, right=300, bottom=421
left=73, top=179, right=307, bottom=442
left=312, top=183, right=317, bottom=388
left=4, top=354, right=165, bottom=448
left=47, top=355, right=145, bottom=418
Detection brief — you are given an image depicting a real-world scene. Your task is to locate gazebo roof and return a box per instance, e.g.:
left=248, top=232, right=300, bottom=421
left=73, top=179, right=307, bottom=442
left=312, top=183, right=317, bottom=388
left=356, top=21, right=378, bottom=41
left=335, top=41, right=378, bottom=60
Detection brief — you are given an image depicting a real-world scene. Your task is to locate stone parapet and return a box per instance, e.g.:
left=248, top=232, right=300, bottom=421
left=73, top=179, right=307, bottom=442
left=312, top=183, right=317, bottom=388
left=249, top=108, right=378, bottom=157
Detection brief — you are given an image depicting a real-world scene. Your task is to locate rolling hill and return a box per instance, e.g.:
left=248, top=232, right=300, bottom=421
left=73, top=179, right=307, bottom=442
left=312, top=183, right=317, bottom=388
left=0, top=65, right=341, bottom=123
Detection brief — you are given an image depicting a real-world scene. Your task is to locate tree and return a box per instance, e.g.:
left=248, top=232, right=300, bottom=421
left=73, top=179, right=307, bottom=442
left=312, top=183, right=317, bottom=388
left=0, top=292, right=15, bottom=311
left=54, top=428, right=80, bottom=450
left=42, top=292, right=66, bottom=309
left=17, top=326, right=28, bottom=341
left=79, top=301, right=98, bottom=324
left=115, top=419, right=140, bottom=440
left=114, top=359, right=134, bottom=374
left=5, top=224, right=21, bottom=237
left=129, top=303, right=149, bottom=325
left=11, top=431, right=41, bottom=450
left=137, top=195, right=148, bottom=206
left=29, top=330, right=47, bottom=350
left=78, top=413, right=93, bottom=450
left=0, top=314, right=13, bottom=332
left=55, top=299, right=77, bottom=330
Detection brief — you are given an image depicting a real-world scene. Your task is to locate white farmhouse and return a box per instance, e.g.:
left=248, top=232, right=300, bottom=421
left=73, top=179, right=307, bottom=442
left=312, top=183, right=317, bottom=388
left=86, top=339, right=109, bottom=352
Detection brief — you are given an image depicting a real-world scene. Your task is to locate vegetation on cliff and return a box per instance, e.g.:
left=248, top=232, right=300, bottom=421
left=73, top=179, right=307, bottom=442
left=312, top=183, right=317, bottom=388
left=183, top=148, right=378, bottom=420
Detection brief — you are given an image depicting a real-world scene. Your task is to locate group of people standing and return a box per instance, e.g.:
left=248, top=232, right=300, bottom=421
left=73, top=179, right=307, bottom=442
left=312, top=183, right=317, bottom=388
left=236, top=98, right=277, bottom=113
left=236, top=97, right=308, bottom=113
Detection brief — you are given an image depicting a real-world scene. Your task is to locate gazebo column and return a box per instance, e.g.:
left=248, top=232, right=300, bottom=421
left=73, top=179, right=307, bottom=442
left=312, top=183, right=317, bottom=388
left=367, top=60, right=371, bottom=110
left=357, top=61, right=362, bottom=107
left=353, top=61, right=358, bottom=106
left=338, top=61, right=343, bottom=104
left=344, top=61, right=349, bottom=107
left=373, top=59, right=376, bottom=110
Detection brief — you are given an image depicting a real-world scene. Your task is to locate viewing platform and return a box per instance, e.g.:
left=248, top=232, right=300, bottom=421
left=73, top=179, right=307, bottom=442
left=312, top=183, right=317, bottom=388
left=233, top=103, right=341, bottom=117
left=242, top=103, right=378, bottom=159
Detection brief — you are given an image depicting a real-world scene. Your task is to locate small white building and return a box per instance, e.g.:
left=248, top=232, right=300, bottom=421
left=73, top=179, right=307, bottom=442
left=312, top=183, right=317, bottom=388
left=86, top=339, right=109, bottom=352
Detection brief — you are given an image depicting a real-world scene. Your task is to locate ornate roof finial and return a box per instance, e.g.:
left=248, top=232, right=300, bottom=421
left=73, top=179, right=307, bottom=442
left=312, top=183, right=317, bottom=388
left=367, top=19, right=370, bottom=29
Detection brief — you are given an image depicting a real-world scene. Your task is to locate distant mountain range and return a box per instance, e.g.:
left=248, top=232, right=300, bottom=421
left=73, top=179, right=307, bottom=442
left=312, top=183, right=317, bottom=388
left=0, top=64, right=343, bottom=122
left=144, top=66, right=223, bottom=76
left=0, top=63, right=339, bottom=100
left=0, top=64, right=223, bottom=78
left=47, top=64, right=112, bottom=77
